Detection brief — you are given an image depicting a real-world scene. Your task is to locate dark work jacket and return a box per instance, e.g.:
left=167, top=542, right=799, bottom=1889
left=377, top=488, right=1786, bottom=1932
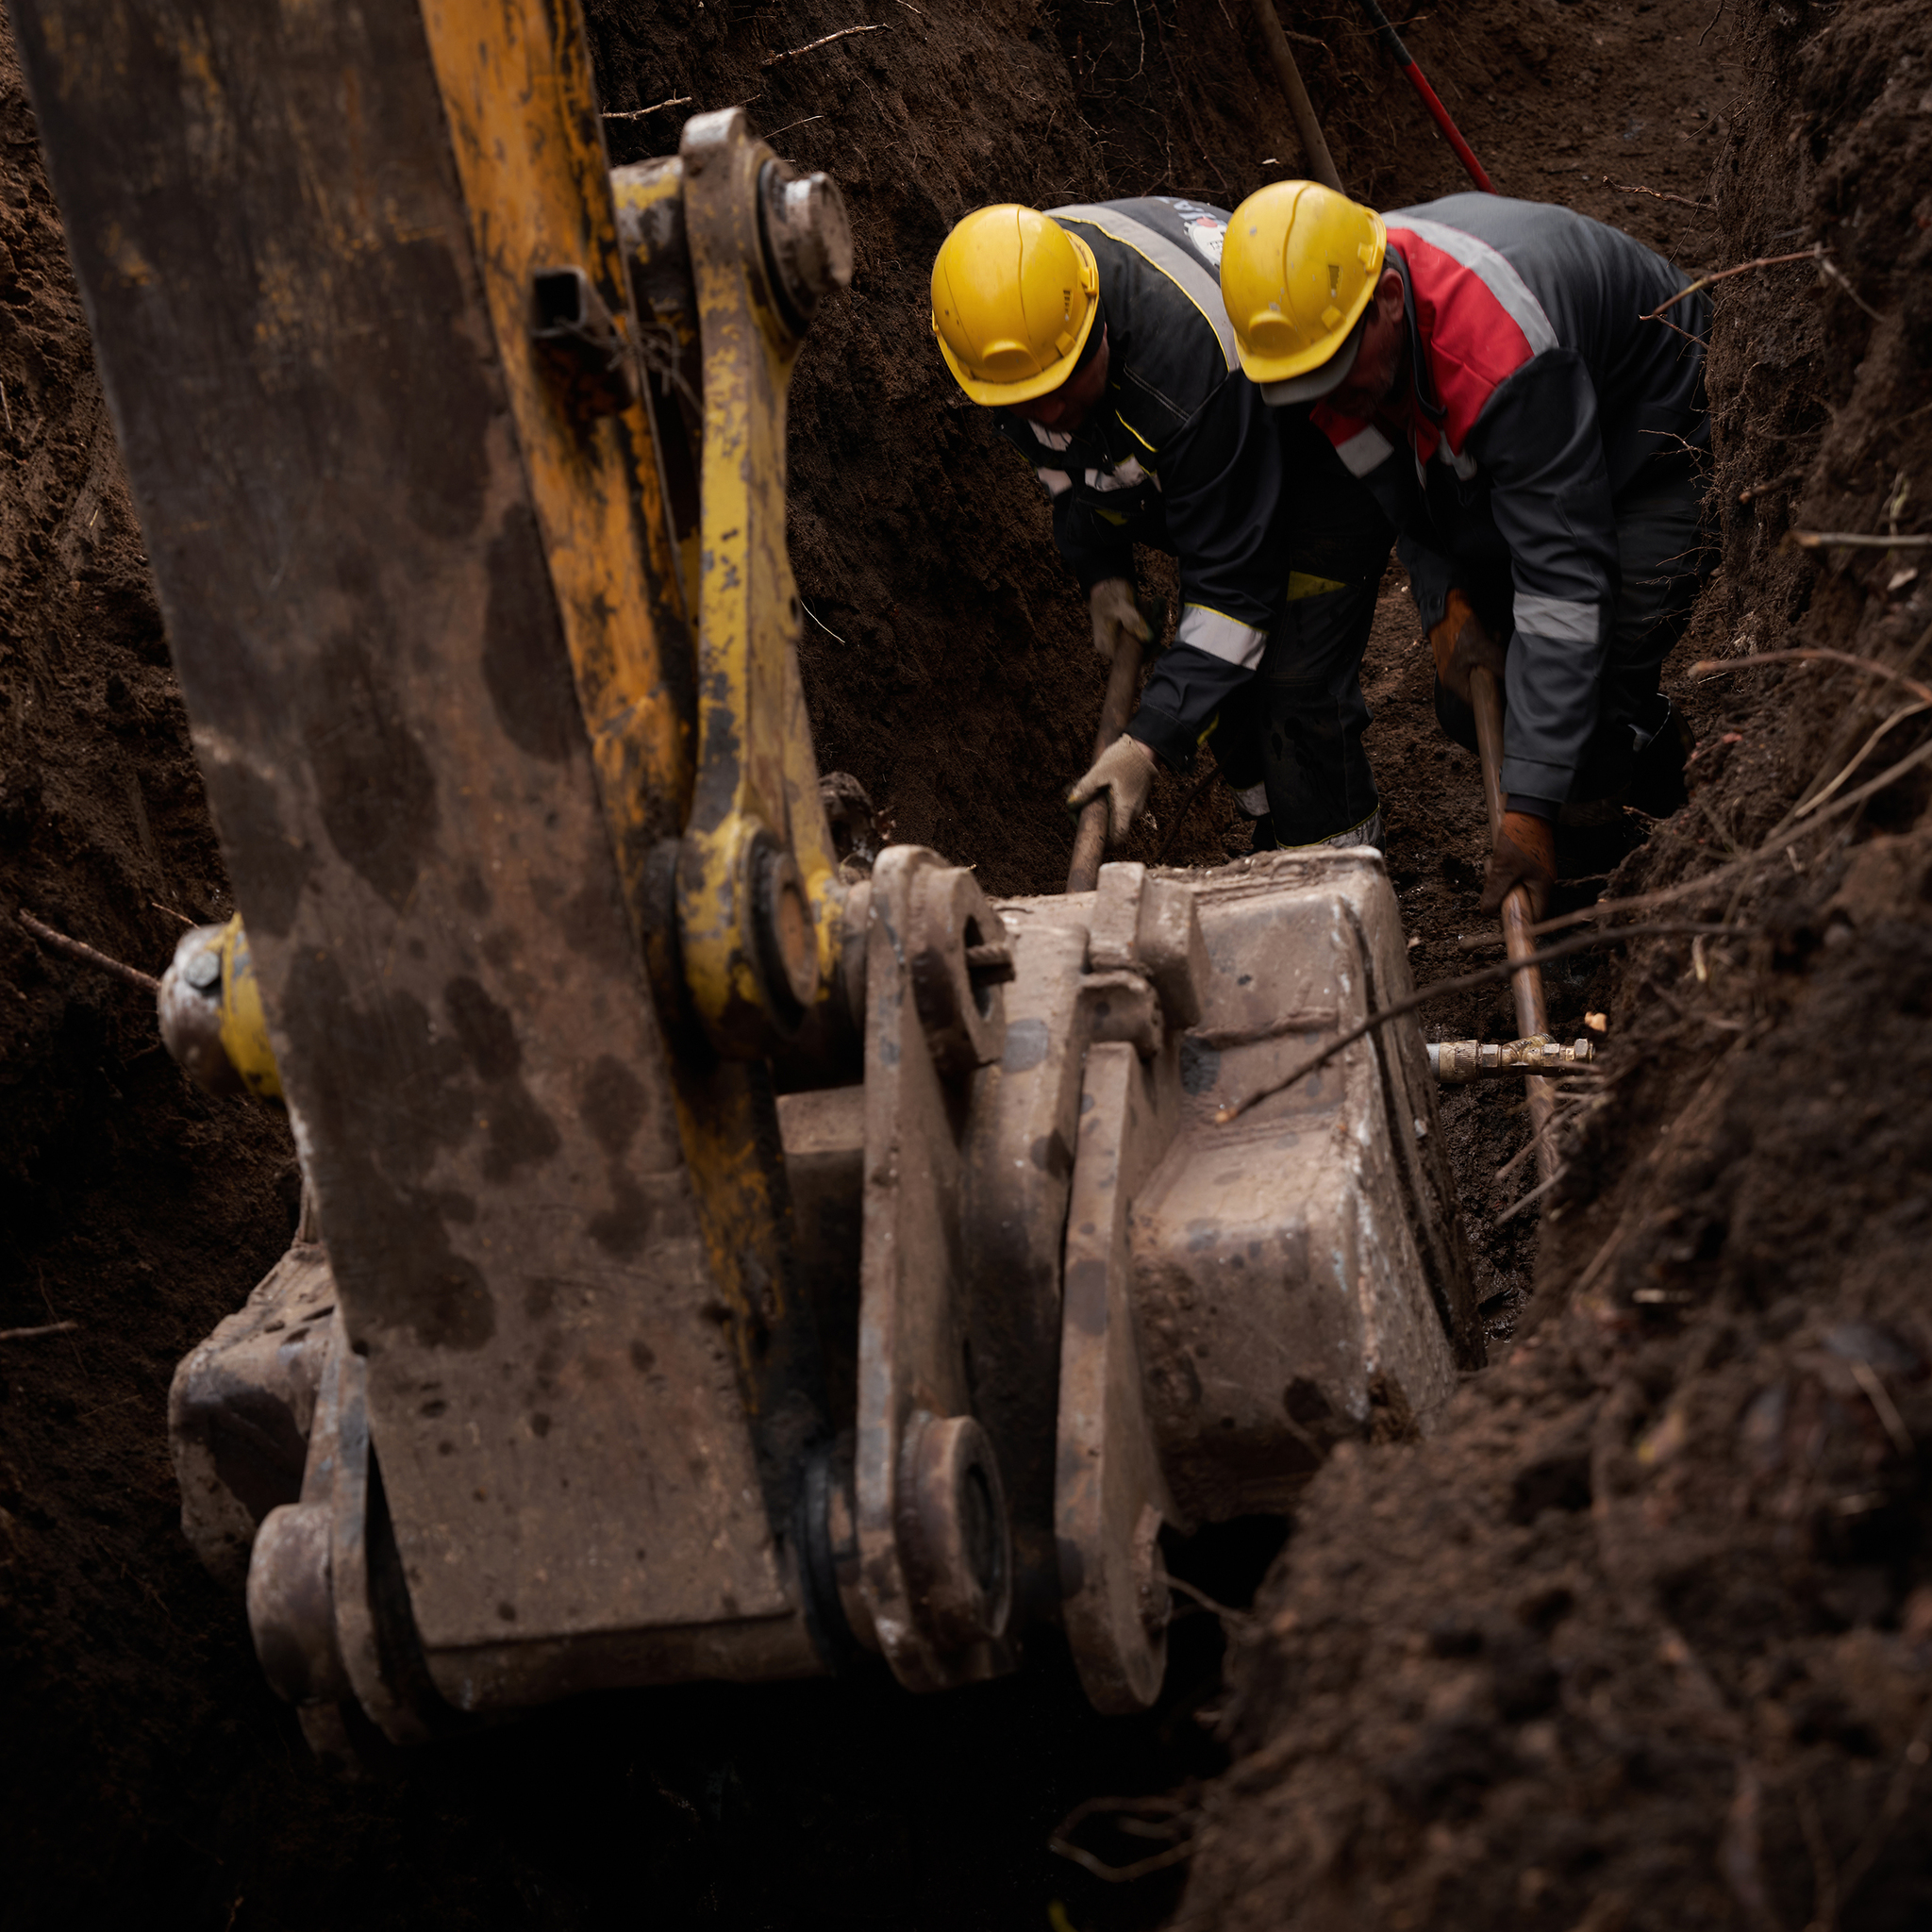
left=1309, top=194, right=1709, bottom=804
left=991, top=197, right=1287, bottom=767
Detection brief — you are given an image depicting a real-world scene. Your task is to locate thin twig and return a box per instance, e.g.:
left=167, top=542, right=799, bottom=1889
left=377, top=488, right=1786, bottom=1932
left=1690, top=648, right=1932, bottom=710
left=1786, top=531, right=1932, bottom=554
left=601, top=93, right=692, bottom=122
left=1166, top=1575, right=1250, bottom=1625
left=1698, top=0, right=1725, bottom=44
left=1849, top=1358, right=1913, bottom=1458
left=1049, top=1792, right=1201, bottom=1884
left=1607, top=177, right=1714, bottom=212
left=0, top=375, right=13, bottom=436
left=1796, top=702, right=1930, bottom=818
left=0, top=1320, right=80, bottom=1342
left=1493, top=1160, right=1569, bottom=1227
left=761, top=24, right=886, bottom=69
left=1818, top=253, right=1883, bottom=323
left=764, top=113, right=824, bottom=140
left=1835, top=1700, right=1932, bottom=1915
left=1641, top=245, right=1824, bottom=321
left=798, top=599, right=847, bottom=645
left=16, top=910, right=160, bottom=992
left=1213, top=924, right=1739, bottom=1125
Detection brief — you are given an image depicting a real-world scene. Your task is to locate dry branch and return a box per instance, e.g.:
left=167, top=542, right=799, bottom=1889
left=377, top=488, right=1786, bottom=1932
left=1690, top=647, right=1932, bottom=709
left=1049, top=1791, right=1201, bottom=1884
left=0, top=1320, right=80, bottom=1342
left=15, top=909, right=160, bottom=993
left=1786, top=530, right=1932, bottom=553
left=602, top=94, right=692, bottom=122
left=1641, top=244, right=1824, bottom=322
left=1606, top=176, right=1714, bottom=212
left=761, top=25, right=885, bottom=69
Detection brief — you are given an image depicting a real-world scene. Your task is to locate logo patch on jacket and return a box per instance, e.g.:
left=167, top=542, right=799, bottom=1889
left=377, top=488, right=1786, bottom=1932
left=1159, top=197, right=1226, bottom=268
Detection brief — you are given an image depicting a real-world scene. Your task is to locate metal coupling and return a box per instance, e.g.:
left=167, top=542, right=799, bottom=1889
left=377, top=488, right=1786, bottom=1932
left=157, top=915, right=283, bottom=1101
left=246, top=1501, right=348, bottom=1707
left=758, top=160, right=853, bottom=330
left=1427, top=1033, right=1596, bottom=1084
left=907, top=864, right=1008, bottom=1075
left=753, top=837, right=822, bottom=1023
left=897, top=1411, right=1013, bottom=1650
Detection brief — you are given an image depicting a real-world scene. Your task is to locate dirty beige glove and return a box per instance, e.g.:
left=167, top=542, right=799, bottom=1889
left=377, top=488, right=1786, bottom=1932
left=1089, top=577, right=1153, bottom=666
left=1068, top=735, right=1158, bottom=840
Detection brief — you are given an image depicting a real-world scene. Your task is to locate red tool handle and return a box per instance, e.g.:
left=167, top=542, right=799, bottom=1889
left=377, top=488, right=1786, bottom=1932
left=1353, top=0, right=1494, bottom=194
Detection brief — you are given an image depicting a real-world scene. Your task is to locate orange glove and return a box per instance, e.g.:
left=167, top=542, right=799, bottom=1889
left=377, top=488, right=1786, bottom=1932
left=1480, top=810, right=1557, bottom=921
left=1428, top=590, right=1507, bottom=705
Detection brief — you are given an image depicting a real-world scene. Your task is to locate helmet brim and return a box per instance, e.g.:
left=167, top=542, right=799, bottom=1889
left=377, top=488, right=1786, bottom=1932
left=1259, top=310, right=1367, bottom=407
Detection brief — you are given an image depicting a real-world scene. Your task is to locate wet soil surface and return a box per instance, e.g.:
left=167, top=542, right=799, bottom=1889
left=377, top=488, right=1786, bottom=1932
left=4, top=0, right=1930, bottom=1924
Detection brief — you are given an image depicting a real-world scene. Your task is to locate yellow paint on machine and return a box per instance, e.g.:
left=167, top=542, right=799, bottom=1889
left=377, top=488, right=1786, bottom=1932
left=675, top=113, right=846, bottom=1048
left=418, top=0, right=694, bottom=862
left=215, top=916, right=284, bottom=1103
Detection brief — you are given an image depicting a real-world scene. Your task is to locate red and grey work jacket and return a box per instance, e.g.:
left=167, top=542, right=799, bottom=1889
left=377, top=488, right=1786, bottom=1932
left=991, top=197, right=1290, bottom=769
left=1311, top=194, right=1709, bottom=806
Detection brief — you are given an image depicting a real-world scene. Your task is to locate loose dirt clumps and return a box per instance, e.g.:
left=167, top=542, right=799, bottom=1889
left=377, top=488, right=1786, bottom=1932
left=3, top=0, right=1929, bottom=1925
left=1182, top=3, right=1932, bottom=1926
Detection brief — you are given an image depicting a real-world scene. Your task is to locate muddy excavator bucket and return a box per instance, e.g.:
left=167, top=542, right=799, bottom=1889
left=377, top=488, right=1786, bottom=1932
left=11, top=0, right=1475, bottom=1748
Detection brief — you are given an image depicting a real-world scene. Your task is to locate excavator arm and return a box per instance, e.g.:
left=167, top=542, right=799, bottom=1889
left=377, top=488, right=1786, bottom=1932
left=11, top=0, right=1479, bottom=1752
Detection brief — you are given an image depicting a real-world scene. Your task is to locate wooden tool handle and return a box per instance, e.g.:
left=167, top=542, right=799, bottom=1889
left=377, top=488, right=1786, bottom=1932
left=1469, top=666, right=1557, bottom=1176
left=1065, top=630, right=1146, bottom=894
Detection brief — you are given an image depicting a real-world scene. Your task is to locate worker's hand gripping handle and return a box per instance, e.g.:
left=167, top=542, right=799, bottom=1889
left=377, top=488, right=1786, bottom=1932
left=1066, top=595, right=1165, bottom=893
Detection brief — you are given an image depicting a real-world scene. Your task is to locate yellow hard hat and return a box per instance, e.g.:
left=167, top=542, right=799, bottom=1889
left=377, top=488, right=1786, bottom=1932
left=1221, top=181, right=1387, bottom=390
left=930, top=206, right=1101, bottom=406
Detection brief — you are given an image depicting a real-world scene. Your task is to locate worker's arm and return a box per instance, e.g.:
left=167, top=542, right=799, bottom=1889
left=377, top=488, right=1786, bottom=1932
left=993, top=413, right=1140, bottom=592
left=1467, top=349, right=1621, bottom=815
left=1125, top=375, right=1285, bottom=769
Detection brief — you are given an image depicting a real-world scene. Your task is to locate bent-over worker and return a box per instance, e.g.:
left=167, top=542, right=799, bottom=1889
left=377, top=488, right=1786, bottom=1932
left=1220, top=183, right=1714, bottom=915
left=928, top=198, right=1393, bottom=850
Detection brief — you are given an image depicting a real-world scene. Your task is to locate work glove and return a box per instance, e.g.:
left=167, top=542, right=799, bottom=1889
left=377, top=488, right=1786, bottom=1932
left=1068, top=735, right=1158, bottom=841
left=1089, top=577, right=1153, bottom=666
left=1428, top=589, right=1508, bottom=706
left=1479, top=809, right=1557, bottom=922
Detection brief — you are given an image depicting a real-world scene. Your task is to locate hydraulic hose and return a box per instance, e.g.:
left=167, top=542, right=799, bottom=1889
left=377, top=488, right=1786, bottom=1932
left=1352, top=0, right=1494, bottom=193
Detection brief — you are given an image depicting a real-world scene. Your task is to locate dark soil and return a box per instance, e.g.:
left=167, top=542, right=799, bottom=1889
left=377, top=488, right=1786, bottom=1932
left=3, top=0, right=1928, bottom=1925
left=1181, top=1, right=1932, bottom=1926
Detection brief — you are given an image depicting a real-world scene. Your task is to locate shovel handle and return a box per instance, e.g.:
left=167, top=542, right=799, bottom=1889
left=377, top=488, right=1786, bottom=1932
left=1469, top=666, right=1557, bottom=1176
left=1066, top=598, right=1163, bottom=895
left=1065, top=633, right=1145, bottom=893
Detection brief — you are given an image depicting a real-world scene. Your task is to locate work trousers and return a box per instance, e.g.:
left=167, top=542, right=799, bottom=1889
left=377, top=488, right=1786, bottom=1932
left=1217, top=486, right=1392, bottom=849
left=1432, top=456, right=1713, bottom=803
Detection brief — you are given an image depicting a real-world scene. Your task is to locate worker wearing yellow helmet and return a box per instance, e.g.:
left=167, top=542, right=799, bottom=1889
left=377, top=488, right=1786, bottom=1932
left=930, top=198, right=1394, bottom=850
left=1220, top=181, right=1713, bottom=919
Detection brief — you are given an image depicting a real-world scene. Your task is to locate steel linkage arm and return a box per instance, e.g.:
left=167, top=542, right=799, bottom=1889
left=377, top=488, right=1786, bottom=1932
left=675, top=110, right=857, bottom=1061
